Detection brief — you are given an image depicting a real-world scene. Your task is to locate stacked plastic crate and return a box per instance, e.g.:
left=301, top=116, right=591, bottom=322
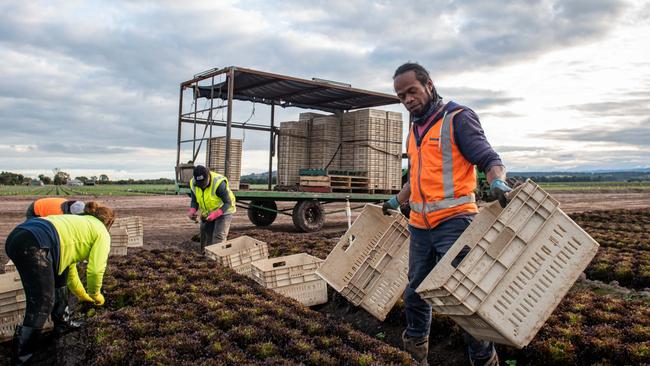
left=112, top=216, right=144, bottom=248
left=340, top=109, right=403, bottom=191
left=0, top=272, right=52, bottom=341
left=277, top=121, right=308, bottom=186
left=299, top=113, right=341, bottom=170
left=109, top=227, right=128, bottom=256
left=206, top=137, right=243, bottom=190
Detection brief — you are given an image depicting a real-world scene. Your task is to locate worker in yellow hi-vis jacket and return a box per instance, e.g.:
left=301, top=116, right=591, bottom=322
left=187, top=165, right=236, bottom=253
left=4, top=201, right=114, bottom=365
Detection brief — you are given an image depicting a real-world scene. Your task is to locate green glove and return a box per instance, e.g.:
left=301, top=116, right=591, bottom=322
left=382, top=196, right=400, bottom=215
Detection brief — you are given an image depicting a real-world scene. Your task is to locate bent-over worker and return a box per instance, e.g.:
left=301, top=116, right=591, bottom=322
left=25, top=197, right=85, bottom=220
left=187, top=165, right=236, bottom=253
left=383, top=62, right=512, bottom=366
left=5, top=201, right=114, bottom=365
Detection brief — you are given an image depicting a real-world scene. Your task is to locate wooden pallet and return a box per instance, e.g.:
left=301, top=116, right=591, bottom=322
left=329, top=175, right=369, bottom=191
left=299, top=175, right=331, bottom=187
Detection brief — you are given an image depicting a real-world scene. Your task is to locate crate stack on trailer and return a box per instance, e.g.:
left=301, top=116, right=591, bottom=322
left=340, top=109, right=402, bottom=192
left=300, top=113, right=342, bottom=171
left=206, top=137, right=243, bottom=190
left=277, top=121, right=309, bottom=187
left=277, top=108, right=403, bottom=193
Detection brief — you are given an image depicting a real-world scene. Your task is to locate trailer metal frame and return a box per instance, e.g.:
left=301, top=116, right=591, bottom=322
left=176, top=66, right=402, bottom=231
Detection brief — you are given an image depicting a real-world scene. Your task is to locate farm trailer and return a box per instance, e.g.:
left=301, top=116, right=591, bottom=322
left=175, top=66, right=402, bottom=232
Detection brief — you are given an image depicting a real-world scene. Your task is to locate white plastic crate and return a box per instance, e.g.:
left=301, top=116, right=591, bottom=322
left=113, top=216, right=144, bottom=247
left=109, top=227, right=128, bottom=257
left=316, top=204, right=409, bottom=321
left=0, top=272, right=25, bottom=315
left=0, top=272, right=52, bottom=342
left=272, top=280, right=328, bottom=307
left=251, top=253, right=327, bottom=306
left=4, top=260, right=15, bottom=273
left=416, top=180, right=599, bottom=348
left=205, top=236, right=269, bottom=277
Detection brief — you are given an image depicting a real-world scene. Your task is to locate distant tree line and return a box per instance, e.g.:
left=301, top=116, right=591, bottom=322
left=511, top=171, right=650, bottom=183
left=0, top=171, right=25, bottom=185
left=1, top=171, right=174, bottom=185
left=240, top=171, right=277, bottom=184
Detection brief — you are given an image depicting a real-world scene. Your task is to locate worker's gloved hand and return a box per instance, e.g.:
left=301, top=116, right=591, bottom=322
left=73, top=289, right=95, bottom=304
left=490, top=179, right=512, bottom=208
left=206, top=209, right=223, bottom=222
left=382, top=196, right=400, bottom=215
left=90, top=292, right=105, bottom=306
left=187, top=207, right=198, bottom=221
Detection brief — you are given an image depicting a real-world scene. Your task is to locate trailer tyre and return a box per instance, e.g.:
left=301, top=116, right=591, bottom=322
left=248, top=200, right=278, bottom=227
left=292, top=200, right=324, bottom=232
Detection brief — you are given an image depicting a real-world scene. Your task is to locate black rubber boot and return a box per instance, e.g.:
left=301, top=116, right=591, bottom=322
left=51, top=287, right=83, bottom=335
left=402, top=330, right=429, bottom=366
left=11, top=325, right=41, bottom=366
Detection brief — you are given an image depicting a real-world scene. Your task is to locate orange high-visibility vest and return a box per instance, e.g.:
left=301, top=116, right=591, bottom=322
left=33, top=197, right=67, bottom=217
left=407, top=109, right=478, bottom=229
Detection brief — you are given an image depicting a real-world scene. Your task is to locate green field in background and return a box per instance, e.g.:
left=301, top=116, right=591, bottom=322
left=538, top=181, right=650, bottom=191
left=0, top=184, right=177, bottom=196
left=1, top=181, right=649, bottom=197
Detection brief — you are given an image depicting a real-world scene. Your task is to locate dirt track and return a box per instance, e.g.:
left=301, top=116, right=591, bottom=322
left=2, top=190, right=650, bottom=261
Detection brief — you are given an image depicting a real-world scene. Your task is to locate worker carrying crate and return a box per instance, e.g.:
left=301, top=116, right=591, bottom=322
left=382, top=62, right=512, bottom=366
left=187, top=165, right=237, bottom=253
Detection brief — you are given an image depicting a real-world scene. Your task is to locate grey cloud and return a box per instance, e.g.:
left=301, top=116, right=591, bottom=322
left=37, top=143, right=137, bottom=155
left=440, top=87, right=522, bottom=110
left=565, top=99, right=650, bottom=117
left=501, top=145, right=650, bottom=171
left=0, top=0, right=635, bottom=176
left=541, top=120, right=650, bottom=146
left=480, top=111, right=524, bottom=119
left=493, top=145, right=545, bottom=153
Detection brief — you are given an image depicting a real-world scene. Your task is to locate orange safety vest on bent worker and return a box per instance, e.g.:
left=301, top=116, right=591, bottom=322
left=33, top=197, right=67, bottom=217
left=407, top=109, right=478, bottom=229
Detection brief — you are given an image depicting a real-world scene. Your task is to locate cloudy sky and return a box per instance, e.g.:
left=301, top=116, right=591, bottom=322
left=1, top=0, right=649, bottom=179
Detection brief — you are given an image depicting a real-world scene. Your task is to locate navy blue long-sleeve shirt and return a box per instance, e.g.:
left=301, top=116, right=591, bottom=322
left=411, top=100, right=503, bottom=173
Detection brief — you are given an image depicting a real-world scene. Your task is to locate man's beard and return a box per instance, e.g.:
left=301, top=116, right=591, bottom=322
left=413, top=98, right=433, bottom=119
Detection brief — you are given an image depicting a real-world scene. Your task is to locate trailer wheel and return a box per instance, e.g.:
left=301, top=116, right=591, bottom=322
left=292, top=200, right=324, bottom=232
left=248, top=200, right=278, bottom=227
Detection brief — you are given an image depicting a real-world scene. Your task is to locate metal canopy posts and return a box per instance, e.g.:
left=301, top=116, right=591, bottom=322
left=175, top=66, right=401, bottom=231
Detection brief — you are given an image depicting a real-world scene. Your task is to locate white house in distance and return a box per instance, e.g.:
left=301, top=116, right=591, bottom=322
left=67, top=179, right=83, bottom=187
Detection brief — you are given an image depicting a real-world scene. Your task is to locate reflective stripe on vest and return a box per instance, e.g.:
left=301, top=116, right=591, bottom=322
left=410, top=194, right=476, bottom=214
left=441, top=111, right=455, bottom=199
left=190, top=172, right=236, bottom=214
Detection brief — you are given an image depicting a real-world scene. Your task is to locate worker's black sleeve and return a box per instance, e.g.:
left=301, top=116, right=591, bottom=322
left=214, top=181, right=232, bottom=213
left=25, top=202, right=37, bottom=220
left=189, top=191, right=199, bottom=210
left=453, top=109, right=504, bottom=173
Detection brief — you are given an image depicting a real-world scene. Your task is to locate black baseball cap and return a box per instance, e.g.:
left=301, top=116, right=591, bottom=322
left=193, top=165, right=210, bottom=186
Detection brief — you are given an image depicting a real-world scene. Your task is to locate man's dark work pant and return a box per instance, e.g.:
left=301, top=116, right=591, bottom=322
left=405, top=217, right=494, bottom=360
left=199, top=214, right=233, bottom=251
left=5, top=228, right=67, bottom=329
